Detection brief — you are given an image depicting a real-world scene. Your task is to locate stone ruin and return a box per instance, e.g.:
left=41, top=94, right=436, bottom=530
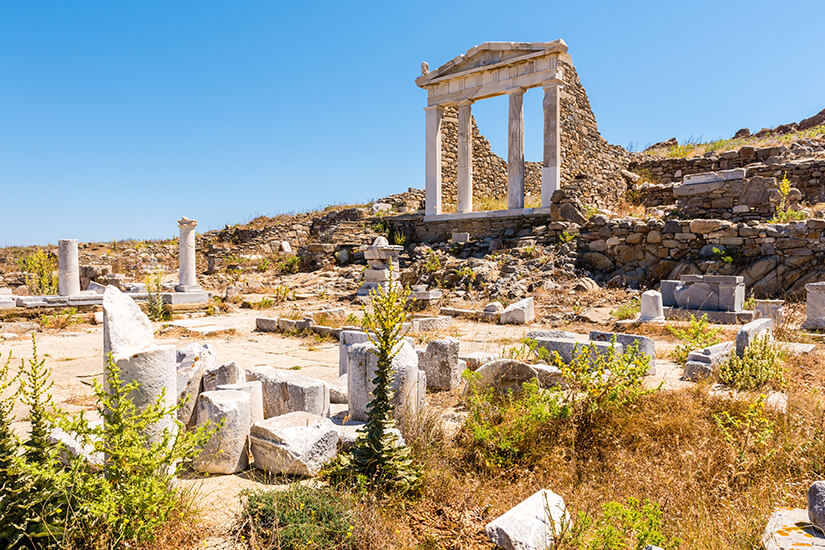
left=5, top=217, right=209, bottom=311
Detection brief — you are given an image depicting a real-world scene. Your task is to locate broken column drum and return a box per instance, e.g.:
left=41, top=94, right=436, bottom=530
left=176, top=217, right=200, bottom=291
left=58, top=239, right=81, bottom=296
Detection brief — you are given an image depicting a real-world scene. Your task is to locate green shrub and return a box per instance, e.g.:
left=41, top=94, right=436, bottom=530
left=17, top=249, right=58, bottom=295
left=256, top=258, right=271, bottom=272
left=0, top=337, right=216, bottom=547
left=667, top=314, right=722, bottom=365
left=327, top=265, right=420, bottom=494
left=568, top=497, right=680, bottom=550
left=611, top=299, right=640, bottom=321
left=279, top=255, right=301, bottom=274
left=464, top=340, right=654, bottom=469
left=423, top=251, right=442, bottom=273
left=769, top=172, right=807, bottom=223
left=40, top=307, right=79, bottom=329
left=240, top=485, right=355, bottom=550
left=718, top=335, right=785, bottom=391
left=145, top=271, right=171, bottom=321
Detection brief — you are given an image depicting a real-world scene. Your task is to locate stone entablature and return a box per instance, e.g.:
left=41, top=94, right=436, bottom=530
left=417, top=41, right=569, bottom=218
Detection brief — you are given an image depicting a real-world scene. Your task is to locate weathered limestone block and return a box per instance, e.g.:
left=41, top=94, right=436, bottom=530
left=192, top=390, right=251, bottom=474
left=217, top=381, right=265, bottom=424
left=640, top=290, right=665, bottom=322
left=175, top=343, right=215, bottom=426
left=245, top=366, right=330, bottom=419
left=735, top=318, right=773, bottom=358
left=203, top=361, right=245, bottom=392
left=421, top=337, right=461, bottom=391
left=803, top=282, right=825, bottom=330
left=754, top=299, right=784, bottom=325
left=809, top=481, right=825, bottom=533
left=333, top=420, right=405, bottom=450
left=339, top=330, right=371, bottom=376
left=255, top=317, right=279, bottom=332
left=102, top=285, right=154, bottom=358
left=467, top=359, right=562, bottom=399
left=485, top=489, right=569, bottom=550
left=762, top=507, right=825, bottom=550
left=684, top=342, right=734, bottom=381
left=249, top=412, right=338, bottom=476
left=328, top=374, right=348, bottom=404
left=347, top=340, right=425, bottom=423
left=499, top=297, right=535, bottom=325
left=460, top=351, right=500, bottom=371
left=49, top=422, right=104, bottom=470
left=589, top=331, right=656, bottom=374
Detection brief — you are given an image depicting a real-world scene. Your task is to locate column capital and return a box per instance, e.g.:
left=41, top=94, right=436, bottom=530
left=542, top=78, right=564, bottom=90
left=423, top=104, right=444, bottom=112
left=506, top=87, right=526, bottom=95
left=178, top=216, right=197, bottom=229
left=457, top=98, right=474, bottom=106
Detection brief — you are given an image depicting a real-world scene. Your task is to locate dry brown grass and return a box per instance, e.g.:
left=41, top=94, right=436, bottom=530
left=349, top=350, right=825, bottom=549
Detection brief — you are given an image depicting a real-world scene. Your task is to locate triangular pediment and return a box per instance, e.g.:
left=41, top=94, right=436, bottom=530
left=417, top=40, right=567, bottom=87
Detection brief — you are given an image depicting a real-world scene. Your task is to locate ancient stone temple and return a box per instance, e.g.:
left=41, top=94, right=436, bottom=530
left=416, top=40, right=629, bottom=219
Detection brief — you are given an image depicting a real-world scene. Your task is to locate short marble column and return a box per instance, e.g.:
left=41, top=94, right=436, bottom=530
left=457, top=100, right=473, bottom=214
left=541, top=78, right=563, bottom=206
left=424, top=105, right=444, bottom=216
left=176, top=217, right=200, bottom=292
left=640, top=290, right=665, bottom=322
left=802, top=282, right=825, bottom=329
left=507, top=89, right=525, bottom=210
left=57, top=239, right=81, bottom=296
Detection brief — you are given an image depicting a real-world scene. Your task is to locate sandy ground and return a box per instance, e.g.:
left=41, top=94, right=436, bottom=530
left=0, top=301, right=724, bottom=540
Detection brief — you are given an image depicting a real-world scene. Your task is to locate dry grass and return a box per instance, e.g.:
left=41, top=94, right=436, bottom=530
left=349, top=350, right=825, bottom=549
left=644, top=125, right=825, bottom=159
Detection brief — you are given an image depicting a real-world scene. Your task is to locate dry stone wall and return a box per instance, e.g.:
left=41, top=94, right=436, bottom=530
left=629, top=144, right=825, bottom=203
left=439, top=60, right=631, bottom=210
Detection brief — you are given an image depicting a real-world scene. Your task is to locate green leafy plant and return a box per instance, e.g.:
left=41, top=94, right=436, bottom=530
left=667, top=314, right=722, bottom=365
left=711, top=247, right=733, bottom=264
left=17, top=249, right=58, bottom=295
left=464, top=340, right=654, bottom=469
left=239, top=485, right=355, bottom=550
left=743, top=294, right=756, bottom=310
left=769, top=172, right=807, bottom=223
left=391, top=231, right=407, bottom=247
left=718, top=335, right=785, bottom=391
left=40, top=307, right=79, bottom=329
left=423, top=251, right=442, bottom=273
left=558, top=230, right=576, bottom=244
left=611, top=299, right=640, bottom=321
left=372, top=219, right=389, bottom=235
left=145, top=270, right=171, bottom=321
left=327, top=265, right=420, bottom=494
left=278, top=255, right=301, bottom=274
left=713, top=396, right=776, bottom=483
left=256, top=258, right=271, bottom=273
left=568, top=498, right=680, bottom=550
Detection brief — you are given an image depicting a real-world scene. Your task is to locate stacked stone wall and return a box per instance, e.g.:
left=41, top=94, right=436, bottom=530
left=439, top=60, right=631, bottom=210
left=630, top=146, right=825, bottom=204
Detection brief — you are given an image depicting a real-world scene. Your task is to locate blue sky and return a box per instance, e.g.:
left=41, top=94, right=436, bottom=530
left=1, top=1, right=823, bottom=245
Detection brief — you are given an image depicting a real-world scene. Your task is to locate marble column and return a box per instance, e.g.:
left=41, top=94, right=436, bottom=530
left=542, top=79, right=563, bottom=206
left=424, top=105, right=444, bottom=216
left=57, top=239, right=80, bottom=296
left=457, top=100, right=473, bottom=213
left=507, top=89, right=525, bottom=210
left=176, top=217, right=199, bottom=291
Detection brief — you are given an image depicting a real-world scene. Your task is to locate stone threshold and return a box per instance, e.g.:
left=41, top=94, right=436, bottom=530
left=423, top=206, right=551, bottom=223
left=663, top=306, right=753, bottom=324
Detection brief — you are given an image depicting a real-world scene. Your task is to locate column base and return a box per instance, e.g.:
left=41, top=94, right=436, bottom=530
left=175, top=284, right=203, bottom=293
left=541, top=166, right=560, bottom=206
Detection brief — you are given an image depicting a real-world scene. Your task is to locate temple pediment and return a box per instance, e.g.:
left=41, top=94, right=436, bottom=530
left=416, top=40, right=568, bottom=88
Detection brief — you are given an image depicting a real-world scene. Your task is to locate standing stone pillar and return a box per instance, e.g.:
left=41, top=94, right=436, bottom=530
left=457, top=100, right=474, bottom=214
left=176, top=217, right=200, bottom=292
left=424, top=105, right=444, bottom=216
left=541, top=77, right=563, bottom=207
left=57, top=239, right=81, bottom=296
left=507, top=89, right=525, bottom=210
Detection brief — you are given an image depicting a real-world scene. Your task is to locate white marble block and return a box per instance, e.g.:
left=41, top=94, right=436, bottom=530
left=640, top=290, right=665, bottom=322
left=203, top=361, right=245, bottom=392
left=175, top=343, right=215, bottom=426
left=339, top=330, right=371, bottom=375
left=192, top=390, right=251, bottom=474
left=249, top=411, right=338, bottom=476
left=485, top=489, right=569, bottom=550
left=347, top=340, right=425, bottom=424
left=803, top=282, right=825, bottom=330
left=500, top=297, right=535, bottom=325
left=420, top=337, right=462, bottom=391
left=217, top=381, right=264, bottom=424
left=245, top=366, right=329, bottom=419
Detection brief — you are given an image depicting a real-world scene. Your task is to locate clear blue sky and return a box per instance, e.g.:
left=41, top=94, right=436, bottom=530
left=2, top=1, right=823, bottom=246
